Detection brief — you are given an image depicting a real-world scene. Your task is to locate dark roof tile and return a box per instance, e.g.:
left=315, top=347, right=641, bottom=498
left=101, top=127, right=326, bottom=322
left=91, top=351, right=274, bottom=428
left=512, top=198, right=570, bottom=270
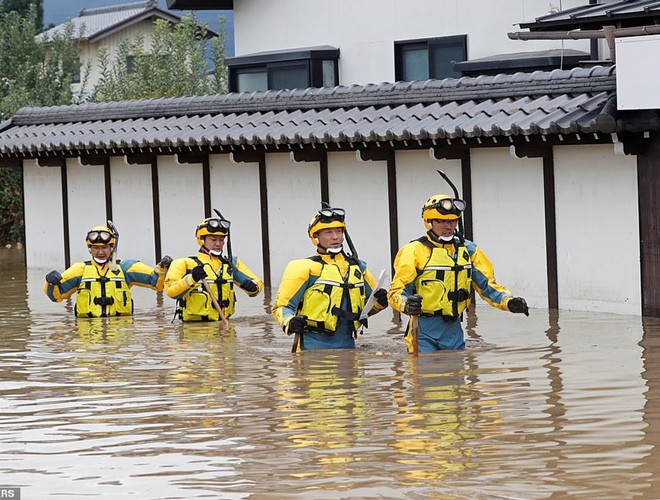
left=0, top=65, right=655, bottom=157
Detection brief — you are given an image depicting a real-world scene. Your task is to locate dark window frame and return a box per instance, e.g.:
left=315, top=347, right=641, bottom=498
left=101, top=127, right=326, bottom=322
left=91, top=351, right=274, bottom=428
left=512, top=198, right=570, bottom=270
left=227, top=46, right=339, bottom=92
left=394, top=34, right=467, bottom=81
left=71, top=57, right=82, bottom=84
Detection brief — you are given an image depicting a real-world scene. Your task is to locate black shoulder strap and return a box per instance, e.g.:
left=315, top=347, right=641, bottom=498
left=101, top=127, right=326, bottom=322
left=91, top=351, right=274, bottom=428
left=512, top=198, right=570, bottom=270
left=416, top=236, right=435, bottom=249
left=344, top=252, right=360, bottom=266
left=309, top=255, right=324, bottom=264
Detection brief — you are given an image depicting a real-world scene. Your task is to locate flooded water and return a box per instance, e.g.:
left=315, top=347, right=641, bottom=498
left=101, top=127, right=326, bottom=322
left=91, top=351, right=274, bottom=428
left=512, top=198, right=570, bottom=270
left=2, top=247, right=660, bottom=499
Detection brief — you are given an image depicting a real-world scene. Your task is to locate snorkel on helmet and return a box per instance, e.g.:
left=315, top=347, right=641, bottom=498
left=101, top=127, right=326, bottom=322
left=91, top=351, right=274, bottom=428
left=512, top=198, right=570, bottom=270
left=423, top=170, right=469, bottom=242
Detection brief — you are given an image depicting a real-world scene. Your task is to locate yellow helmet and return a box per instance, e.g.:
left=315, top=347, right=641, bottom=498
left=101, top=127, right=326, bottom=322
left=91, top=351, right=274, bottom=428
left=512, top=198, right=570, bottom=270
left=85, top=225, right=115, bottom=246
left=308, top=207, right=345, bottom=245
left=422, top=194, right=466, bottom=230
left=195, top=217, right=230, bottom=246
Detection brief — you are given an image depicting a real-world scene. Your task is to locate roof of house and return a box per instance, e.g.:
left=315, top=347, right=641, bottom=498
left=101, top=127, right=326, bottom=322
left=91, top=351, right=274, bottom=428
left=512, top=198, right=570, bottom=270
left=167, top=0, right=233, bottom=10
left=519, top=0, right=660, bottom=31
left=0, top=65, right=655, bottom=159
left=453, top=49, right=591, bottom=74
left=38, top=0, right=196, bottom=44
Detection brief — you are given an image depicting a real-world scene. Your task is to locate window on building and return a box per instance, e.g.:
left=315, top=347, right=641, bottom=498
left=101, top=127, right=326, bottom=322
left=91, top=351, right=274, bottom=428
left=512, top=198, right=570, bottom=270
left=126, top=55, right=136, bottom=74
left=71, top=57, right=82, bottom=84
left=394, top=35, right=467, bottom=81
left=227, top=46, right=340, bottom=93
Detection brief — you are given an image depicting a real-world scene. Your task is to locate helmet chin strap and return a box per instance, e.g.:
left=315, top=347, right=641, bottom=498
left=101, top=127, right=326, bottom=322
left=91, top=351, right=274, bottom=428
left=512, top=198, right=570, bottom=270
left=200, top=245, right=222, bottom=257
left=93, top=257, right=108, bottom=264
left=317, top=242, right=343, bottom=254
left=428, top=229, right=456, bottom=243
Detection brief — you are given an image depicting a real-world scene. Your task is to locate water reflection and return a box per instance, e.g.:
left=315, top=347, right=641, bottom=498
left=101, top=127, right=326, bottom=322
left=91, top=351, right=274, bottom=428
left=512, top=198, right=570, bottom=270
left=1, top=248, right=660, bottom=499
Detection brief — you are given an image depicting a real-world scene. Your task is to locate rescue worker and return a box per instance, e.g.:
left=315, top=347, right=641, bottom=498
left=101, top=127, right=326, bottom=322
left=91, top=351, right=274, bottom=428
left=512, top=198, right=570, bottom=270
left=388, top=194, right=529, bottom=354
left=164, top=215, right=263, bottom=321
left=272, top=206, right=388, bottom=351
left=43, top=225, right=172, bottom=317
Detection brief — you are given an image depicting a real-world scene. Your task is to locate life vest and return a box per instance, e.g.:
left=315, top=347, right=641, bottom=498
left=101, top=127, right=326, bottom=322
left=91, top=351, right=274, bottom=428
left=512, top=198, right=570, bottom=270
left=178, top=257, right=235, bottom=321
left=415, top=237, right=473, bottom=319
left=298, top=255, right=366, bottom=335
left=75, top=261, right=133, bottom=318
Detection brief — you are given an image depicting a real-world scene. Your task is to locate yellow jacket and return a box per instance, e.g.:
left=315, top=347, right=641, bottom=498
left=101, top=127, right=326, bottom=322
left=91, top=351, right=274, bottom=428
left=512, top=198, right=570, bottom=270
left=165, top=251, right=263, bottom=320
left=388, top=234, right=514, bottom=314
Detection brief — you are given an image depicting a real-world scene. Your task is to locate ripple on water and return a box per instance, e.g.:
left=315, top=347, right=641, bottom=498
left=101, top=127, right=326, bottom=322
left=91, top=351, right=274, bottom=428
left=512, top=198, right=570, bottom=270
left=1, top=257, right=660, bottom=499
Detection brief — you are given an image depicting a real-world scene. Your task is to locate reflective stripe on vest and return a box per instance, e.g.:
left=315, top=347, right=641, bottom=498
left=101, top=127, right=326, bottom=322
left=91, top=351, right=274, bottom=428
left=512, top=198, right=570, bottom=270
left=299, top=259, right=366, bottom=334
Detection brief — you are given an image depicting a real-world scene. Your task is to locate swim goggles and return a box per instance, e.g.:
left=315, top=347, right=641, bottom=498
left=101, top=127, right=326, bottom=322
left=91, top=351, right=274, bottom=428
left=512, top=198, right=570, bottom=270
left=86, top=230, right=113, bottom=244
left=199, top=218, right=231, bottom=233
left=314, top=208, right=345, bottom=224
left=426, top=198, right=466, bottom=215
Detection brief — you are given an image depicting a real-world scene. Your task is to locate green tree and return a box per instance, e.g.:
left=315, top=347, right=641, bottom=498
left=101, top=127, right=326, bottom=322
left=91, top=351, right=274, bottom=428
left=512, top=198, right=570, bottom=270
left=0, top=0, right=43, bottom=32
left=0, top=10, right=79, bottom=245
left=92, top=13, right=227, bottom=102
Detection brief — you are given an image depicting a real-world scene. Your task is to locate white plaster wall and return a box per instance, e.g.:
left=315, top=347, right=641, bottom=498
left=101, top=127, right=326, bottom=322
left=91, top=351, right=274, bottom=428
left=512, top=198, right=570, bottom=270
left=209, top=154, right=264, bottom=280
left=554, top=145, right=640, bottom=314
left=109, top=157, right=156, bottom=265
left=66, top=159, right=107, bottom=264
left=394, top=149, right=462, bottom=247
left=157, top=156, right=205, bottom=259
left=234, top=0, right=587, bottom=85
left=266, top=153, right=321, bottom=288
left=470, top=148, right=547, bottom=308
left=327, top=151, right=390, bottom=277
left=23, top=160, right=64, bottom=268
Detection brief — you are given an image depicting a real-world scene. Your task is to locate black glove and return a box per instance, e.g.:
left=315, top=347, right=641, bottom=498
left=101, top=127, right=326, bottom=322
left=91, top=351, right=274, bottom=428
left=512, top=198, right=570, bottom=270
left=159, top=255, right=173, bottom=269
left=45, top=270, right=62, bottom=285
left=287, top=315, right=308, bottom=335
left=191, top=264, right=206, bottom=283
left=508, top=297, right=529, bottom=316
left=374, top=288, right=388, bottom=307
left=403, top=294, right=422, bottom=316
left=241, top=279, right=258, bottom=293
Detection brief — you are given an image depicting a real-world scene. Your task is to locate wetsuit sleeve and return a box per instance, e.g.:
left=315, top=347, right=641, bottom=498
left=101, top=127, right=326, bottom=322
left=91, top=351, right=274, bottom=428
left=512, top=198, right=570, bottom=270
left=232, top=256, right=264, bottom=297
left=43, top=262, right=85, bottom=302
left=466, top=240, right=513, bottom=311
left=120, top=259, right=166, bottom=291
left=272, top=259, right=314, bottom=334
left=164, top=257, right=198, bottom=300
left=388, top=242, right=423, bottom=313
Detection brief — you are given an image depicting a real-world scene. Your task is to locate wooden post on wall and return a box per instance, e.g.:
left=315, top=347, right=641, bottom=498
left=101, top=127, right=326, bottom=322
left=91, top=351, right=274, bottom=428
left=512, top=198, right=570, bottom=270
left=637, top=135, right=660, bottom=317
left=511, top=144, right=558, bottom=310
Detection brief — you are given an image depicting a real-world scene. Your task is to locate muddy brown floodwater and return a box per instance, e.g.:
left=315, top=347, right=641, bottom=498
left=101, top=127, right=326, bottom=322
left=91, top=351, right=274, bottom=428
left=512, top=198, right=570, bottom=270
left=1, top=247, right=660, bottom=499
